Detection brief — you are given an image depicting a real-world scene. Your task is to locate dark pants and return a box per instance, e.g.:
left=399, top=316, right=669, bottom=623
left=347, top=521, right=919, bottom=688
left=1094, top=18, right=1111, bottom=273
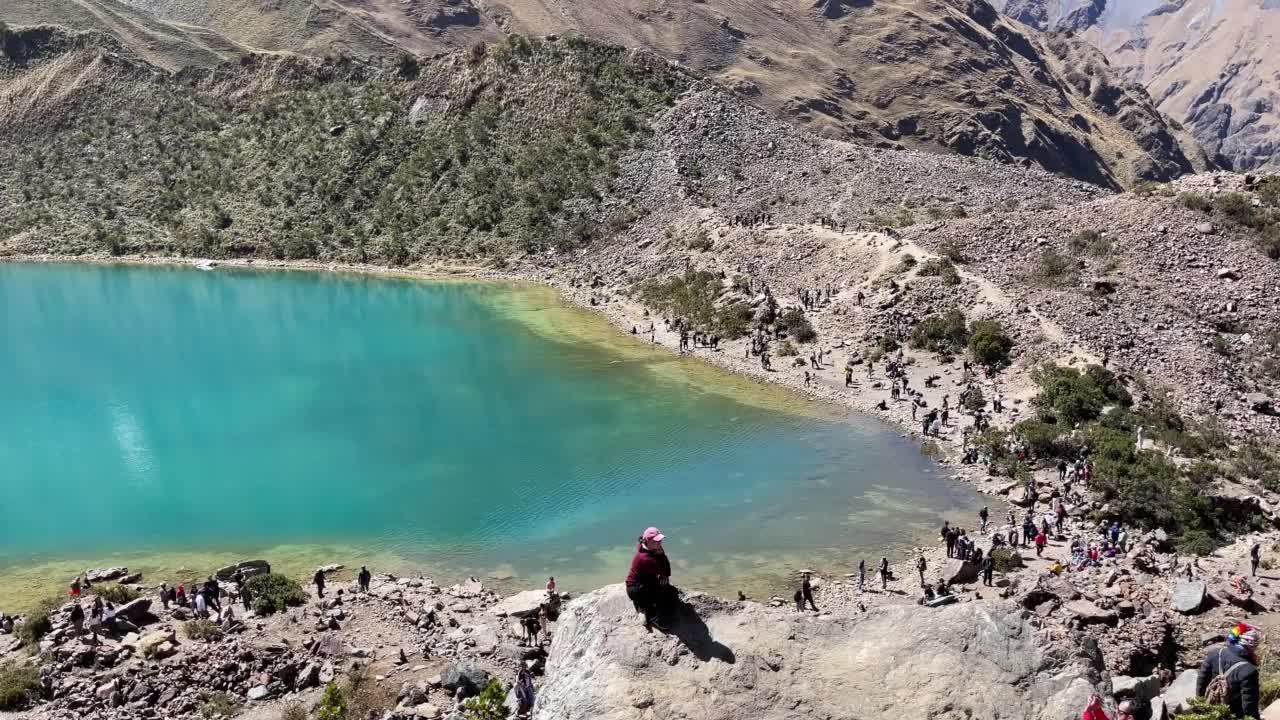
left=626, top=582, right=676, bottom=624
left=945, top=539, right=954, bottom=557
left=316, top=584, right=325, bottom=598
left=983, top=569, right=993, bottom=586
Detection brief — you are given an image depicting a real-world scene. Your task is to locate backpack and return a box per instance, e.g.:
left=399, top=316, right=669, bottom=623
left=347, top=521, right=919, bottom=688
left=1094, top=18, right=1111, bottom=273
left=1204, top=650, right=1248, bottom=706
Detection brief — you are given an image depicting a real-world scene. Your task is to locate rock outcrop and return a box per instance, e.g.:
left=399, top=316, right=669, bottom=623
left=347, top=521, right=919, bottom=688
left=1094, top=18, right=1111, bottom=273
left=535, top=584, right=1103, bottom=720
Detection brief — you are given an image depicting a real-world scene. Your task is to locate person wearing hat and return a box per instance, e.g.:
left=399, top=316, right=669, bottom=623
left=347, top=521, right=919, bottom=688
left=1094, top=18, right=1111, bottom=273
left=625, top=526, right=675, bottom=631
left=1197, top=622, right=1263, bottom=719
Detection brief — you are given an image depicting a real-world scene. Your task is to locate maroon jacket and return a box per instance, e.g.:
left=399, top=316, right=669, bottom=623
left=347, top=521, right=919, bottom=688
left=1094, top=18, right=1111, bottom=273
left=625, top=544, right=671, bottom=587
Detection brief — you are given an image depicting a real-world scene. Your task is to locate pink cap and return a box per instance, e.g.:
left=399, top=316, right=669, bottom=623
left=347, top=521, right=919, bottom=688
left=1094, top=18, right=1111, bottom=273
left=642, top=527, right=665, bottom=543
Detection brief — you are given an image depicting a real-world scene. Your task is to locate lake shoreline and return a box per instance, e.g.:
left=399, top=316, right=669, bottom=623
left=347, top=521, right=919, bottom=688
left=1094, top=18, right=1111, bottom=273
left=0, top=252, right=1008, bottom=610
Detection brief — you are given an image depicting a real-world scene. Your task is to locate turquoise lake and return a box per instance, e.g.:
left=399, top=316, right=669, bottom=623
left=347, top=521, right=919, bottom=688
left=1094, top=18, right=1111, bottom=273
left=0, top=262, right=980, bottom=602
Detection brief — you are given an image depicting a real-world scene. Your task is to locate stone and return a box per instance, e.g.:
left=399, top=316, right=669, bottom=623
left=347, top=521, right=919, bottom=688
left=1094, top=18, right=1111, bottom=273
left=215, top=560, right=271, bottom=581
left=1162, top=669, right=1198, bottom=714
left=138, top=630, right=175, bottom=659
left=1062, top=600, right=1117, bottom=625
left=1247, top=393, right=1276, bottom=415
left=1111, top=674, right=1160, bottom=703
left=319, top=661, right=336, bottom=684
left=96, top=679, right=118, bottom=699
left=537, top=585, right=1102, bottom=720
left=115, top=598, right=153, bottom=625
left=1200, top=631, right=1225, bottom=647
left=1149, top=697, right=1167, bottom=720
left=1196, top=222, right=1217, bottom=235
left=1171, top=581, right=1207, bottom=614
left=316, top=564, right=344, bottom=575
left=1007, top=486, right=1034, bottom=507
left=1216, top=267, right=1239, bottom=279
left=490, top=589, right=560, bottom=619
left=415, top=703, right=442, bottom=719
left=296, top=663, right=321, bottom=689
left=1263, top=698, right=1280, bottom=720
left=86, top=567, right=129, bottom=583
left=440, top=662, right=492, bottom=697
left=942, top=559, right=981, bottom=586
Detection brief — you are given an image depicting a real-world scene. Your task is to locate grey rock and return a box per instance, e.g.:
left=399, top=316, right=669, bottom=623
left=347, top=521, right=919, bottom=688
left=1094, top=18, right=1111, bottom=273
left=115, top=598, right=153, bottom=625
left=1111, top=674, right=1160, bottom=702
left=1171, top=581, right=1207, bottom=614
left=1162, top=669, right=1198, bottom=714
left=1063, top=600, right=1117, bottom=625
left=440, top=662, right=492, bottom=698
left=247, top=685, right=271, bottom=701
left=491, top=589, right=561, bottom=619
left=85, top=567, right=129, bottom=583
left=1197, top=222, right=1217, bottom=235
left=215, top=560, right=271, bottom=581
left=296, top=663, right=320, bottom=690
left=942, top=559, right=982, bottom=586
left=534, top=584, right=1103, bottom=720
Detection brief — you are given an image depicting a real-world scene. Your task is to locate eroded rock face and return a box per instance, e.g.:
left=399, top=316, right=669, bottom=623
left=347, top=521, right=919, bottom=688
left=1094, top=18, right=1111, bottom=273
left=535, top=584, right=1103, bottom=720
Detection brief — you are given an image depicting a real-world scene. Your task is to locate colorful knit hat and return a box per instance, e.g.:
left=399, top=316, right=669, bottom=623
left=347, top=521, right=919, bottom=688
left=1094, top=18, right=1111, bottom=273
left=1229, top=623, right=1263, bottom=649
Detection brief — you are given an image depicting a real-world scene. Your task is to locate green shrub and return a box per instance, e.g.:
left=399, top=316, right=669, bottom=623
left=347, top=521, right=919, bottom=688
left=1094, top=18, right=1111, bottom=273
left=0, top=663, right=40, bottom=711
left=200, top=692, right=241, bottom=719
left=92, top=583, right=139, bottom=604
left=1033, top=247, right=1074, bottom=284
left=919, top=258, right=961, bottom=285
left=909, top=309, right=968, bottom=355
left=184, top=619, right=224, bottom=642
left=961, top=386, right=985, bottom=412
left=686, top=230, right=712, bottom=252
left=316, top=682, right=347, bottom=720
left=1032, top=364, right=1129, bottom=425
left=776, top=309, right=817, bottom=343
left=939, top=238, right=966, bottom=263
left=877, top=335, right=900, bottom=354
left=989, top=548, right=1023, bottom=573
left=1178, top=699, right=1234, bottom=720
left=1260, top=658, right=1280, bottom=707
left=776, top=340, right=798, bottom=356
left=245, top=573, right=307, bottom=616
left=1179, top=192, right=1212, bottom=213
left=1013, top=418, right=1069, bottom=459
left=1258, top=176, right=1280, bottom=207
left=894, top=254, right=918, bottom=272
left=279, top=703, right=308, bottom=720
left=967, top=320, right=1013, bottom=368
left=463, top=679, right=510, bottom=720
left=1213, top=192, right=1262, bottom=228
left=1068, top=230, right=1112, bottom=257
left=16, top=596, right=60, bottom=646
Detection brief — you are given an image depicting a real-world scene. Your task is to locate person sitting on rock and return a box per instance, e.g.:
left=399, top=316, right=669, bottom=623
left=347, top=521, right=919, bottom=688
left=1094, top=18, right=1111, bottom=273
left=625, top=526, right=677, bottom=632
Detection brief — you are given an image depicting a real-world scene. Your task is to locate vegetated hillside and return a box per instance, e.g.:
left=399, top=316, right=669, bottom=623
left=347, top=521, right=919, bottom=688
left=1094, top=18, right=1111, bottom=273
left=993, top=0, right=1280, bottom=173
left=0, top=26, right=1112, bottom=266
left=0, top=28, right=690, bottom=262
left=3, top=0, right=1207, bottom=188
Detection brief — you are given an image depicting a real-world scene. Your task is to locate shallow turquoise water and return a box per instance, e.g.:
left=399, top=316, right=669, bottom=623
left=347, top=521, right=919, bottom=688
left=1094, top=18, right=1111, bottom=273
left=0, top=263, right=980, bottom=594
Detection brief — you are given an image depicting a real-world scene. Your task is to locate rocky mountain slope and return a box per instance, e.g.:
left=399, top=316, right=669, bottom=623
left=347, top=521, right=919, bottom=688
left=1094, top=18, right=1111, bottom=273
left=993, top=0, right=1280, bottom=172
left=1, top=0, right=1207, bottom=188
left=536, top=585, right=1101, bottom=720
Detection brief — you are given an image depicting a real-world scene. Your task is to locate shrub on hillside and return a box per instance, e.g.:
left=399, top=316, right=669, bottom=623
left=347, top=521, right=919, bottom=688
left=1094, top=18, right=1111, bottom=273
left=939, top=238, right=966, bottom=263
left=1032, top=364, right=1129, bottom=425
left=1068, top=229, right=1112, bottom=256
left=463, top=679, right=510, bottom=720
left=1179, top=192, right=1213, bottom=213
left=0, top=663, right=40, bottom=711
left=92, top=583, right=139, bottom=604
left=909, top=309, right=968, bottom=355
left=1178, top=699, right=1234, bottom=720
left=184, top=619, right=224, bottom=642
left=199, top=692, right=240, bottom=719
left=919, top=258, right=961, bottom=286
left=967, top=320, right=1013, bottom=369
left=1013, top=418, right=1070, bottom=460
left=316, top=683, right=347, bottom=720
left=1033, top=248, right=1074, bottom=284
left=776, top=308, right=817, bottom=343
left=279, top=703, right=308, bottom=720
left=989, top=548, right=1023, bottom=573
left=245, top=573, right=307, bottom=616
left=16, top=596, right=60, bottom=646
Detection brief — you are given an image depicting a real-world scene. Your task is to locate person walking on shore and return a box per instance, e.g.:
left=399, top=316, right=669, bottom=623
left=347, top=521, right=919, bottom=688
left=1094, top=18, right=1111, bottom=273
left=358, top=566, right=372, bottom=593
left=857, top=559, right=866, bottom=593
left=878, top=557, right=890, bottom=590
left=982, top=553, right=994, bottom=587
left=1034, top=530, right=1047, bottom=558
left=916, top=555, right=927, bottom=586
left=799, top=572, right=819, bottom=612
left=313, top=569, right=326, bottom=599
left=979, top=506, right=989, bottom=533
left=1251, top=543, right=1262, bottom=577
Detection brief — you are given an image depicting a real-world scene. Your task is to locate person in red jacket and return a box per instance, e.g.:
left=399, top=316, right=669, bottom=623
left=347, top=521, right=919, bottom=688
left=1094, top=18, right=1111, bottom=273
left=625, top=526, right=676, bottom=631
left=1080, top=694, right=1111, bottom=720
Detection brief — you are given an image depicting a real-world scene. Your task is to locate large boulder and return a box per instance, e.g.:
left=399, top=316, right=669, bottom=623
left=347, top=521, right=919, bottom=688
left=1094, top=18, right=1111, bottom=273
left=440, top=662, right=492, bottom=697
left=942, top=559, right=982, bottom=586
left=1111, top=675, right=1160, bottom=703
left=491, top=590, right=561, bottom=619
left=215, top=560, right=271, bottom=581
left=1161, top=669, right=1198, bottom=714
left=1063, top=600, right=1118, bottom=626
left=534, top=584, right=1104, bottom=720
left=115, top=598, right=153, bottom=626
left=85, top=567, right=129, bottom=583
left=1171, top=581, right=1207, bottom=615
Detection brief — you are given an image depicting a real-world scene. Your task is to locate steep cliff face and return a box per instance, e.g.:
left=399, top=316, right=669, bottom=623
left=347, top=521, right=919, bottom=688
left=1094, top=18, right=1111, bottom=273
left=535, top=585, right=1107, bottom=720
left=993, top=0, right=1280, bottom=172
left=4, top=0, right=1207, bottom=187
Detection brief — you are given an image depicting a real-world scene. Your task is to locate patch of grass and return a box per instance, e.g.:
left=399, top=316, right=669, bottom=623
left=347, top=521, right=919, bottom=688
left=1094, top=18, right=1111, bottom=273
left=280, top=702, right=308, bottom=720
left=200, top=692, right=241, bottom=719
left=0, top=663, right=40, bottom=711
left=1179, top=192, right=1212, bottom=213
left=938, top=238, right=966, bottom=263
left=919, top=257, right=961, bottom=285
left=183, top=619, right=224, bottom=642
left=776, top=339, right=798, bottom=356
left=245, top=573, right=307, bottom=616
left=989, top=548, right=1023, bottom=573
left=635, top=271, right=752, bottom=340
left=316, top=682, right=347, bottom=720
left=1033, top=247, right=1075, bottom=285
left=894, top=254, right=918, bottom=273
left=685, top=229, right=712, bottom=252
left=92, top=583, right=139, bottom=604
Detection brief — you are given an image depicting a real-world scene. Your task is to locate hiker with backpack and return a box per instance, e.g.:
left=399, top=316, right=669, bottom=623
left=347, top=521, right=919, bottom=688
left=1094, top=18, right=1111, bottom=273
left=1197, top=622, right=1263, bottom=718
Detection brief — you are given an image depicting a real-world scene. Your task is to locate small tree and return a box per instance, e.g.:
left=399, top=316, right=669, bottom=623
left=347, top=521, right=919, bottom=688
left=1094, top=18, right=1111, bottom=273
left=776, top=308, right=817, bottom=343
left=967, top=320, right=1013, bottom=369
left=245, top=573, right=307, bottom=616
left=463, top=680, right=510, bottom=720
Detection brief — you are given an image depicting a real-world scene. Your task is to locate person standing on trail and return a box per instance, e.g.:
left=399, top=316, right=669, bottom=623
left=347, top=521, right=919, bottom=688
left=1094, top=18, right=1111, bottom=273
left=982, top=552, right=995, bottom=587
left=1197, top=623, right=1262, bottom=719
left=1034, top=529, right=1047, bottom=558
left=799, top=572, right=819, bottom=612
left=979, top=506, right=989, bottom=533
left=858, top=559, right=866, bottom=593
left=916, top=555, right=927, bottom=586
left=358, top=566, right=372, bottom=593
left=845, top=365, right=853, bottom=387
left=878, top=557, right=890, bottom=589
left=313, top=569, right=326, bottom=599
left=1251, top=543, right=1262, bottom=577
